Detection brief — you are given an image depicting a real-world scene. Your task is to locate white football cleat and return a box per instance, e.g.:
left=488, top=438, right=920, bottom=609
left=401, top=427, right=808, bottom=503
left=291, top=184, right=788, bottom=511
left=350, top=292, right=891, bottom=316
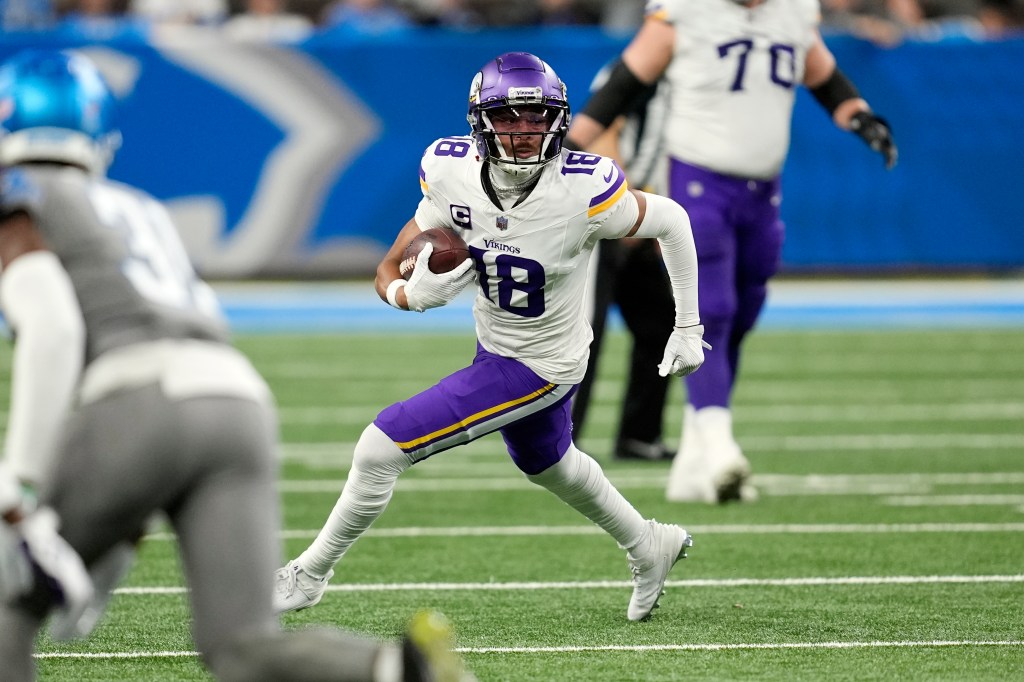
left=273, top=560, right=333, bottom=614
left=626, top=520, right=692, bottom=622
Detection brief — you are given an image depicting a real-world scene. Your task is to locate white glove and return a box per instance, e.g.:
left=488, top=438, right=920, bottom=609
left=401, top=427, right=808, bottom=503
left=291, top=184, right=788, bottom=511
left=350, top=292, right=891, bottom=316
left=0, top=507, right=93, bottom=622
left=658, top=324, right=711, bottom=377
left=403, top=242, right=476, bottom=312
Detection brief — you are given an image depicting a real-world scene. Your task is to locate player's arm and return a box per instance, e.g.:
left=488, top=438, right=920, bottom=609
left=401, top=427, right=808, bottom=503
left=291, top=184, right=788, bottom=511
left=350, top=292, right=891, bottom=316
left=0, top=211, right=85, bottom=496
left=375, top=217, right=423, bottom=308
left=804, top=30, right=898, bottom=169
left=375, top=217, right=473, bottom=313
left=589, top=117, right=627, bottom=161
left=0, top=213, right=93, bottom=613
left=622, top=189, right=707, bottom=377
left=566, top=15, right=674, bottom=151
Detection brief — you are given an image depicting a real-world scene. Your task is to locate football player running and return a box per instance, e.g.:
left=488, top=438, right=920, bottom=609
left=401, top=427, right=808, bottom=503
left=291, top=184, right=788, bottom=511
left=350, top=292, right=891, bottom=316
left=565, top=0, right=898, bottom=504
left=0, top=49, right=473, bottom=682
left=275, top=52, right=708, bottom=623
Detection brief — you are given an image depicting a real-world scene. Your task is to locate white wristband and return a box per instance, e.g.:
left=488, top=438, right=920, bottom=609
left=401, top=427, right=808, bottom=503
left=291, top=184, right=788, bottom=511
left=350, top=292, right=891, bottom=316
left=385, top=279, right=407, bottom=309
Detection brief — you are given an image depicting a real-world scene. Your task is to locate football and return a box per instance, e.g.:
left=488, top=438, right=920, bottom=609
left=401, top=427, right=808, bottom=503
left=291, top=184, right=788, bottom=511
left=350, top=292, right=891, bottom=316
left=399, top=227, right=471, bottom=279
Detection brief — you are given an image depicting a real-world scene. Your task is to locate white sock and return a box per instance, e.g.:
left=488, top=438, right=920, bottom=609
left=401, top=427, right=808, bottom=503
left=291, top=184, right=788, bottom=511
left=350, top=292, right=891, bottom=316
left=299, top=424, right=412, bottom=578
left=694, top=406, right=734, bottom=445
left=527, top=443, right=648, bottom=550
left=675, top=403, right=699, bottom=460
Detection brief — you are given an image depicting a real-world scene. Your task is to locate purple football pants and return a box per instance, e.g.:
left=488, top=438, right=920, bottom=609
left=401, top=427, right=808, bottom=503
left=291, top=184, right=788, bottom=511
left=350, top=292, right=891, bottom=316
left=373, top=345, right=577, bottom=475
left=668, top=158, right=785, bottom=409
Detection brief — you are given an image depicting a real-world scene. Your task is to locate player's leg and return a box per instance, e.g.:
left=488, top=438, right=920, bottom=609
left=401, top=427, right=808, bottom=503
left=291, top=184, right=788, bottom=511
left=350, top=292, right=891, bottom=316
left=665, top=161, right=749, bottom=502
left=279, top=421, right=410, bottom=610
left=0, top=606, right=41, bottom=681
left=695, top=178, right=784, bottom=504
left=168, top=396, right=468, bottom=681
left=731, top=178, right=784, bottom=383
left=42, top=390, right=169, bottom=566
left=165, top=394, right=283, bottom=668
left=613, top=239, right=674, bottom=460
left=34, top=385, right=186, bottom=642
left=169, top=398, right=387, bottom=681
left=669, top=161, right=739, bottom=410
left=503, top=404, right=692, bottom=621
left=282, top=347, right=574, bottom=613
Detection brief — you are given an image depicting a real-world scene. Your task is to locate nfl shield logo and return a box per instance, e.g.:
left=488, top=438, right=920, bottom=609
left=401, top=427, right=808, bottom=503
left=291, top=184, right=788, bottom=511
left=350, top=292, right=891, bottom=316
left=496, top=216, right=509, bottom=231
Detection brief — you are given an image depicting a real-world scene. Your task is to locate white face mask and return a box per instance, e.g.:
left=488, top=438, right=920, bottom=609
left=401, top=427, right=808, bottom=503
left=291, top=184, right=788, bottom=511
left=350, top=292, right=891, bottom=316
left=488, top=157, right=544, bottom=190
left=483, top=106, right=562, bottom=181
left=0, top=128, right=120, bottom=175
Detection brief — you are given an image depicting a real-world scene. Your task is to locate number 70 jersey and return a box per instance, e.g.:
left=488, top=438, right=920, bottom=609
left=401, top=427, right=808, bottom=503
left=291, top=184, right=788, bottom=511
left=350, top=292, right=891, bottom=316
left=414, top=136, right=640, bottom=385
left=656, top=0, right=820, bottom=178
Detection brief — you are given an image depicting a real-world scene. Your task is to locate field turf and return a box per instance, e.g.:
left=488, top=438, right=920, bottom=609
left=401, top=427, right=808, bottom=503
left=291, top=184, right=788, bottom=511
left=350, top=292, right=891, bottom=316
left=13, top=327, right=1024, bottom=681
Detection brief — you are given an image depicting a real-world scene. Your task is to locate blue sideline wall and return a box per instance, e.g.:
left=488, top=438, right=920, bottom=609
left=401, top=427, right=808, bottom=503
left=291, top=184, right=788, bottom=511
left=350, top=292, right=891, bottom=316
left=0, top=29, right=1021, bottom=277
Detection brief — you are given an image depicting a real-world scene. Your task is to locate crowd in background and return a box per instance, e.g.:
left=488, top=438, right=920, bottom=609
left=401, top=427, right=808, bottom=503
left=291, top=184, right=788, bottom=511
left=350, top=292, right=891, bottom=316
left=1, top=0, right=1021, bottom=42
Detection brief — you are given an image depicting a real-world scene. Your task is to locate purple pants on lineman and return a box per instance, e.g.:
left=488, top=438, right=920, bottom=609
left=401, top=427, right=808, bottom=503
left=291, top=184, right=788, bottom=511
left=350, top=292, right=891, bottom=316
left=668, top=158, right=785, bottom=409
left=373, top=345, right=578, bottom=475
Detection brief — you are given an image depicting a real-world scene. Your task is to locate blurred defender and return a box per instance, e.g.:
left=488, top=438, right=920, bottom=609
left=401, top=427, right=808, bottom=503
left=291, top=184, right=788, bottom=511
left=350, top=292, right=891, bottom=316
left=566, top=0, right=898, bottom=503
left=0, top=49, right=472, bottom=682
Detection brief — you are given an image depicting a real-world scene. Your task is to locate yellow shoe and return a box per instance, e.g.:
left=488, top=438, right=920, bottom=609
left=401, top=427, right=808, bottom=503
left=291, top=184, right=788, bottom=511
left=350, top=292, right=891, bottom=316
left=403, top=610, right=477, bottom=682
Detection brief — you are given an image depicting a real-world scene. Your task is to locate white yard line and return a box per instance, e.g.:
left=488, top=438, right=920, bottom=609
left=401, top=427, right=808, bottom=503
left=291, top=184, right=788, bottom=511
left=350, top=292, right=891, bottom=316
left=886, top=495, right=1024, bottom=506
left=457, top=640, right=1024, bottom=654
left=84, top=573, right=1024, bottom=597
left=34, top=639, right=1024, bottom=660
left=141, top=521, right=1024, bottom=543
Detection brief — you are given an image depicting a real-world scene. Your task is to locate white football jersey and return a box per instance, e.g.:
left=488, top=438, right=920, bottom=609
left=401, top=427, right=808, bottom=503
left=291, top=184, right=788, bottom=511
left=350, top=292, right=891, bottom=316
left=651, top=0, right=820, bottom=178
left=414, top=137, right=639, bottom=383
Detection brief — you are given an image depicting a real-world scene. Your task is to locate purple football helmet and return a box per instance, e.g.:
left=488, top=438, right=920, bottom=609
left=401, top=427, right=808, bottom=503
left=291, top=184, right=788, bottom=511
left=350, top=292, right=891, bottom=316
left=467, top=52, right=570, bottom=173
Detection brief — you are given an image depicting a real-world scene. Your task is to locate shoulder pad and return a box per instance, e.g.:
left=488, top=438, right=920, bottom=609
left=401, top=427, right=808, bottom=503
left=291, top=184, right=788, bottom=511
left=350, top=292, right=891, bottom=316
left=646, top=0, right=684, bottom=24
left=558, top=152, right=629, bottom=219
left=419, top=136, right=478, bottom=195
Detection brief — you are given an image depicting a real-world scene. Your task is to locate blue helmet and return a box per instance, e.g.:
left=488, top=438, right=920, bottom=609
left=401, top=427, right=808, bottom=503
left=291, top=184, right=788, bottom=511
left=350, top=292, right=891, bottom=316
left=467, top=52, right=569, bottom=176
left=0, top=49, right=120, bottom=174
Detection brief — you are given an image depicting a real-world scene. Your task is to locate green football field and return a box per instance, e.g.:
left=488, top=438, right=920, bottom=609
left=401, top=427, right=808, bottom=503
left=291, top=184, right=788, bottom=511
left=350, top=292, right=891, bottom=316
left=20, top=328, right=1024, bottom=680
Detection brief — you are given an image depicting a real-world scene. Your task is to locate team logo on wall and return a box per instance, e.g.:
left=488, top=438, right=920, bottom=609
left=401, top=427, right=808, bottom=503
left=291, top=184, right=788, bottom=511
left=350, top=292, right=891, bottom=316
left=83, top=43, right=379, bottom=278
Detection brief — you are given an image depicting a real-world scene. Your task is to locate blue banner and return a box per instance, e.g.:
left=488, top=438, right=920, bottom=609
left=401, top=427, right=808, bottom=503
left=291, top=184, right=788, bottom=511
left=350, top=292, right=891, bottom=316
left=1, top=29, right=1021, bottom=276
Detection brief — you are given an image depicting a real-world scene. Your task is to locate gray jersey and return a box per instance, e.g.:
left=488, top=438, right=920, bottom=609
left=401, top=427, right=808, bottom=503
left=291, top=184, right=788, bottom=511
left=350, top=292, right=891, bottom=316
left=0, top=165, right=228, bottom=365
left=0, top=164, right=404, bottom=680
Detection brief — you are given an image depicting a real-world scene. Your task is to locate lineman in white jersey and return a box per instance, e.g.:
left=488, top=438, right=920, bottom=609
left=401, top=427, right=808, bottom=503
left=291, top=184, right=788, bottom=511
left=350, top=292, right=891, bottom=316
left=274, top=52, right=708, bottom=622
left=566, top=0, right=897, bottom=504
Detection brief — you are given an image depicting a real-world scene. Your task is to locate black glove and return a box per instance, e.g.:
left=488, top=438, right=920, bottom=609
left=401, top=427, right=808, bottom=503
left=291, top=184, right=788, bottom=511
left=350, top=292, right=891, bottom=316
left=850, top=111, right=898, bottom=170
